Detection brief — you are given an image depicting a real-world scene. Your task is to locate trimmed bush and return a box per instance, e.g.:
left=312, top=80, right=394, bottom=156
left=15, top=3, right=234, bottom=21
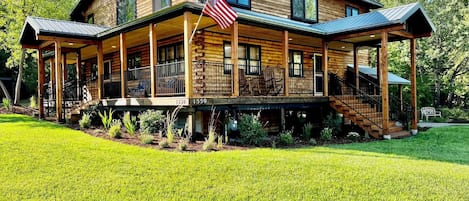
left=123, top=112, right=136, bottom=136
left=138, top=110, right=164, bottom=134
left=320, top=127, right=333, bottom=141
left=79, top=113, right=91, bottom=129
left=238, top=113, right=267, bottom=146
left=279, top=131, right=294, bottom=145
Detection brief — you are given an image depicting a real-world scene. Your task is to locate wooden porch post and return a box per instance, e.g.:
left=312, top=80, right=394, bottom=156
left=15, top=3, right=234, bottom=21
left=37, top=49, right=45, bottom=119
left=322, top=40, right=329, bottom=96
left=398, top=84, right=403, bottom=111
left=231, top=21, right=239, bottom=97
left=380, top=32, right=389, bottom=135
left=149, top=23, right=157, bottom=98
left=55, top=41, right=63, bottom=122
left=184, top=11, right=193, bottom=98
left=282, top=30, right=289, bottom=96
left=410, top=38, right=418, bottom=131
left=353, top=45, right=359, bottom=90
left=97, top=41, right=104, bottom=100
left=376, top=47, right=380, bottom=94
left=120, top=33, right=128, bottom=98
left=50, top=58, right=55, bottom=100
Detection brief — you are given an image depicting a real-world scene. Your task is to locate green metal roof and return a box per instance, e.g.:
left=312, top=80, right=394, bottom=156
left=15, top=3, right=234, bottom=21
left=347, top=64, right=410, bottom=85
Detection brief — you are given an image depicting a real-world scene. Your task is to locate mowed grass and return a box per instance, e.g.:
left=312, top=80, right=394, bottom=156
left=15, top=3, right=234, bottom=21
left=0, top=114, right=468, bottom=200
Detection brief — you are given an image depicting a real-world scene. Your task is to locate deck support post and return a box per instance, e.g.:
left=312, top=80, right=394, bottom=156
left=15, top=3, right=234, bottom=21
left=353, top=45, right=359, bottom=91
left=76, top=51, right=81, bottom=101
left=231, top=21, right=239, bottom=97
left=410, top=38, right=418, bottom=133
left=149, top=23, right=157, bottom=98
left=380, top=32, right=389, bottom=135
left=184, top=12, right=193, bottom=98
left=120, top=33, right=127, bottom=98
left=376, top=47, right=380, bottom=95
left=37, top=49, right=45, bottom=119
left=54, top=41, right=63, bottom=122
left=321, top=40, right=328, bottom=96
left=97, top=41, right=104, bottom=100
left=282, top=31, right=289, bottom=96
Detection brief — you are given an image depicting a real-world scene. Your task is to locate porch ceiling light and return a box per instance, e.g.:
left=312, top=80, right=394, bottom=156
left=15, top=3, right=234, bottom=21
left=112, top=45, right=117, bottom=48
left=68, top=42, right=74, bottom=46
left=288, top=38, right=293, bottom=41
left=341, top=46, right=345, bottom=49
left=370, top=34, right=376, bottom=38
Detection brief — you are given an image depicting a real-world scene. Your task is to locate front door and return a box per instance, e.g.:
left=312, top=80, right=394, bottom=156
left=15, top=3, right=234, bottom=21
left=313, top=53, right=324, bottom=96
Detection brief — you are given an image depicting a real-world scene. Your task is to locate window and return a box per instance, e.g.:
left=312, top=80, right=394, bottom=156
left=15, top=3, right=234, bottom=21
left=117, top=0, right=136, bottom=25
left=87, top=14, right=94, bottom=24
left=292, top=0, right=318, bottom=23
left=153, top=0, right=170, bottom=12
left=289, top=50, right=303, bottom=77
left=91, top=63, right=98, bottom=81
left=227, top=0, right=250, bottom=9
left=103, top=60, right=112, bottom=80
left=127, top=53, right=141, bottom=80
left=224, top=42, right=261, bottom=75
left=346, top=6, right=359, bottom=17
left=158, top=42, right=185, bottom=76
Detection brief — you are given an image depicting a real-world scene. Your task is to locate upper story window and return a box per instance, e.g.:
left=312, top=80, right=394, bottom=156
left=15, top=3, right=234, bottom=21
left=289, top=50, right=303, bottom=77
left=292, top=0, right=318, bottom=23
left=346, top=6, right=359, bottom=17
left=153, top=0, right=171, bottom=12
left=227, top=0, right=250, bottom=9
left=87, top=14, right=94, bottom=24
left=224, top=42, right=261, bottom=75
left=117, top=0, right=137, bottom=25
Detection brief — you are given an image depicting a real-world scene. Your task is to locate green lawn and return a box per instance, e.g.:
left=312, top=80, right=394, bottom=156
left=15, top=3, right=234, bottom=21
left=0, top=114, right=468, bottom=200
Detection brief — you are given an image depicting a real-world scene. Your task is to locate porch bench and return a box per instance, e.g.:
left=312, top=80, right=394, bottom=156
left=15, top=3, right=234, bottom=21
left=421, top=107, right=442, bottom=121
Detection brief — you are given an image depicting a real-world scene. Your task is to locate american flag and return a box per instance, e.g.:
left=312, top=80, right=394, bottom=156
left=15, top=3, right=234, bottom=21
left=203, top=0, right=238, bottom=29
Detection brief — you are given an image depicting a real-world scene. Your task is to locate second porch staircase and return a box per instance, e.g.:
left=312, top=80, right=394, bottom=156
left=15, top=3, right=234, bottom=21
left=328, top=74, right=410, bottom=139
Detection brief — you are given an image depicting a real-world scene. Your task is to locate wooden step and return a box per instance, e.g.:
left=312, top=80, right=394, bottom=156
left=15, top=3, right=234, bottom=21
left=388, top=126, right=403, bottom=133
left=388, top=131, right=411, bottom=139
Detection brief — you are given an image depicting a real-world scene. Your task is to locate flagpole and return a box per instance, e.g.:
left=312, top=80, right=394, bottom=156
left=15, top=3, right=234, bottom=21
left=189, top=3, right=208, bottom=43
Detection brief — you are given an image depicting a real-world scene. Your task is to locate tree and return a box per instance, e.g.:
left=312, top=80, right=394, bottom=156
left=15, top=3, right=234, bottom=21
left=0, top=0, right=77, bottom=104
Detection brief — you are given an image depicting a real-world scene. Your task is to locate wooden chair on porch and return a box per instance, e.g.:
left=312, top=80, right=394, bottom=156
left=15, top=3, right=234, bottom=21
left=262, top=67, right=283, bottom=96
left=239, top=69, right=251, bottom=95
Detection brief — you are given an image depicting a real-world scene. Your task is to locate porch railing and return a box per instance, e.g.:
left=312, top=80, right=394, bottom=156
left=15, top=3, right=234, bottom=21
left=156, top=61, right=185, bottom=96
left=102, top=72, right=122, bottom=99
left=193, top=61, right=232, bottom=96
left=128, top=66, right=151, bottom=98
left=288, top=67, right=314, bottom=95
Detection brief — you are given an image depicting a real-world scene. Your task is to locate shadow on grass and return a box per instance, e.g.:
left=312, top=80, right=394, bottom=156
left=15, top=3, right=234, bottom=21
left=319, top=127, right=469, bottom=165
left=0, top=114, right=65, bottom=130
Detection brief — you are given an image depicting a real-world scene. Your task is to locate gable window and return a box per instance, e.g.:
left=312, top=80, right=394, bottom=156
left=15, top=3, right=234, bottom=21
left=127, top=53, right=141, bottom=80
left=87, top=14, right=94, bottom=24
left=289, top=50, right=303, bottom=77
left=158, top=42, right=185, bottom=76
left=153, top=0, right=171, bottom=12
left=346, top=6, right=359, bottom=17
left=224, top=42, right=261, bottom=75
left=227, top=0, right=250, bottom=9
left=103, top=60, right=112, bottom=80
left=292, top=0, right=318, bottom=23
left=117, top=0, right=136, bottom=25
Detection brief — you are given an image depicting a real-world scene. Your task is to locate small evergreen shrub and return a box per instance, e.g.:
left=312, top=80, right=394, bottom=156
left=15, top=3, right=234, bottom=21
left=302, top=123, right=313, bottom=140
left=279, top=130, right=294, bottom=145
left=123, top=112, right=136, bottom=136
left=309, top=138, right=317, bottom=146
left=108, top=120, right=122, bottom=138
left=98, top=109, right=114, bottom=130
left=346, top=132, right=360, bottom=142
left=138, top=110, right=164, bottom=134
left=178, top=141, right=188, bottom=151
left=320, top=127, right=333, bottom=141
left=140, top=134, right=154, bottom=144
left=79, top=113, right=91, bottom=129
left=159, top=139, right=170, bottom=148
left=324, top=113, right=342, bottom=136
left=29, top=96, right=37, bottom=109
left=2, top=98, right=10, bottom=111
left=238, top=112, right=267, bottom=146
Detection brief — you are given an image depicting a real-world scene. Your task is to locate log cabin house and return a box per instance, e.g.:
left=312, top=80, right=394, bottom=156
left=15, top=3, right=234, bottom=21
left=19, top=0, right=434, bottom=138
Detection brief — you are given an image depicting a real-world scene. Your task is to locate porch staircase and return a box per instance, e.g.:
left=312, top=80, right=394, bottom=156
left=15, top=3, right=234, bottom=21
left=66, top=100, right=100, bottom=122
left=329, top=74, right=410, bottom=139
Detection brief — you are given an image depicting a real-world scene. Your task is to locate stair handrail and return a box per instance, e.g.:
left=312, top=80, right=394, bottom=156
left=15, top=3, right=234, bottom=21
left=329, top=73, right=383, bottom=130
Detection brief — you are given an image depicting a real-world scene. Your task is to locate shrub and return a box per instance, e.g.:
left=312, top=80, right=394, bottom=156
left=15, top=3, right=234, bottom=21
left=204, top=107, right=219, bottom=151
left=440, top=107, right=469, bottom=120
left=165, top=106, right=183, bottom=143
left=309, top=138, right=317, bottom=146
left=123, top=112, right=136, bottom=136
left=79, top=113, right=91, bottom=129
left=302, top=123, right=313, bottom=140
left=324, top=113, right=342, bottom=135
left=279, top=130, right=294, bottom=145
left=138, top=110, right=164, bottom=134
left=108, top=120, right=122, bottom=138
left=217, top=135, right=224, bottom=150
left=140, top=134, right=154, bottom=144
left=2, top=98, right=10, bottom=111
left=159, top=139, right=170, bottom=148
left=29, top=96, right=37, bottom=109
left=346, top=132, right=360, bottom=142
left=320, top=127, right=333, bottom=141
left=98, top=109, right=114, bottom=130
left=238, top=112, right=267, bottom=146
left=178, top=141, right=188, bottom=151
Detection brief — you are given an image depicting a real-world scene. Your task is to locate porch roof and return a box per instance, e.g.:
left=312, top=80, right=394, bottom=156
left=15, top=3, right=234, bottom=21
left=347, top=64, right=411, bottom=85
